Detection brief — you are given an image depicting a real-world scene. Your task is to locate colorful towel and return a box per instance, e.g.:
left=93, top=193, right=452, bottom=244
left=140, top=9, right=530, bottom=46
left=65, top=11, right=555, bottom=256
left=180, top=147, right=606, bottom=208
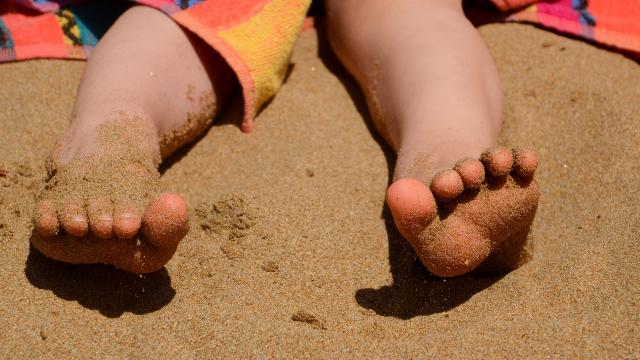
left=0, top=1, right=637, bottom=132
left=0, top=0, right=311, bottom=132
left=491, top=0, right=640, bottom=56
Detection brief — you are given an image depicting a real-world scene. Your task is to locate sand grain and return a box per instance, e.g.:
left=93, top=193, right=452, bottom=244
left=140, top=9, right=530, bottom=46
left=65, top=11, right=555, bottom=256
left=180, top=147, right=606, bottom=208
left=0, top=25, right=638, bottom=358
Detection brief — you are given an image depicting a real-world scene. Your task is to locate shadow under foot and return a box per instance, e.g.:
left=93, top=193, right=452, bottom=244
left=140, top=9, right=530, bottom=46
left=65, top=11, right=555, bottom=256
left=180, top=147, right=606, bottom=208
left=355, top=213, right=504, bottom=320
left=25, top=245, right=176, bottom=318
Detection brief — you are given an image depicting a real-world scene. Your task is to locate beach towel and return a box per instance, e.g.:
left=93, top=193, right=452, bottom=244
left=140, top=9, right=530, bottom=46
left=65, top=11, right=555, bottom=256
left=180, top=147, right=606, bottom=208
left=0, top=1, right=637, bottom=132
left=490, top=0, right=640, bottom=56
left=0, top=0, right=311, bottom=133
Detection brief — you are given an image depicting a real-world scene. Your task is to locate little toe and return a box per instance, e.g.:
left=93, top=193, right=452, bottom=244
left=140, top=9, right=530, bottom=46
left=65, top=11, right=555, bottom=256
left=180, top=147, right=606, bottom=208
left=87, top=197, right=114, bottom=239
left=512, top=148, right=539, bottom=178
left=113, top=201, right=142, bottom=240
left=454, top=158, right=485, bottom=189
left=387, top=179, right=437, bottom=238
left=142, top=193, right=189, bottom=248
left=480, top=146, right=513, bottom=177
left=430, top=170, right=464, bottom=202
left=34, top=200, right=59, bottom=237
left=58, top=200, right=89, bottom=237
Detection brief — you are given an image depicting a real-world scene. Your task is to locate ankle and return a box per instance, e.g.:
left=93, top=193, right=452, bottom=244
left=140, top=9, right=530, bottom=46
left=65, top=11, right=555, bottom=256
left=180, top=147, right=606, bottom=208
left=393, top=149, right=448, bottom=183
left=53, top=111, right=161, bottom=167
left=392, top=140, right=497, bottom=183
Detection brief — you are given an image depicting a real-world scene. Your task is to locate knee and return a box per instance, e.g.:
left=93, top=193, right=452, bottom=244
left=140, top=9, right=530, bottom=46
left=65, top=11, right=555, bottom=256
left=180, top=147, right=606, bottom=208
left=326, top=0, right=461, bottom=19
left=325, top=0, right=463, bottom=43
left=114, top=5, right=169, bottom=31
left=324, top=0, right=391, bottom=62
left=117, top=5, right=154, bottom=21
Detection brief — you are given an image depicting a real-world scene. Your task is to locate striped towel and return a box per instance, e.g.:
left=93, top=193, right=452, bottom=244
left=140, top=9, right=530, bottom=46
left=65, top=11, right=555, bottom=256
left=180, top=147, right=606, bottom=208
left=0, top=0, right=311, bottom=133
left=0, top=1, right=637, bottom=131
left=491, top=0, right=640, bottom=56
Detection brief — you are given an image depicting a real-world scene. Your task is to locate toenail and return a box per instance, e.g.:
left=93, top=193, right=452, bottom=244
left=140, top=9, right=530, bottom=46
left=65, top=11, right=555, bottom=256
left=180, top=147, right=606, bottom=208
left=67, top=215, right=85, bottom=223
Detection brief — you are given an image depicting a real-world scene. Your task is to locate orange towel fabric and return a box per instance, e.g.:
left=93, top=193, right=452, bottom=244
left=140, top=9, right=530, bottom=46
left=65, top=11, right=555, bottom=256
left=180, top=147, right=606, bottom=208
left=492, top=0, right=640, bottom=56
left=0, top=0, right=312, bottom=132
left=167, top=0, right=311, bottom=132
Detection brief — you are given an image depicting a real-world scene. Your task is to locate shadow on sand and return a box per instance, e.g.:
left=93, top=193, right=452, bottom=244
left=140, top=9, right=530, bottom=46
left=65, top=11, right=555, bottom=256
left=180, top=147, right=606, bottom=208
left=355, top=211, right=504, bottom=319
left=314, top=20, right=504, bottom=319
left=24, top=246, right=175, bottom=318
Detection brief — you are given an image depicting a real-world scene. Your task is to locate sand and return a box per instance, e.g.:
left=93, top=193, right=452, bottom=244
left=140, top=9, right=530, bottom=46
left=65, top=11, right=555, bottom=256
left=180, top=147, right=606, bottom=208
left=0, top=24, right=638, bottom=358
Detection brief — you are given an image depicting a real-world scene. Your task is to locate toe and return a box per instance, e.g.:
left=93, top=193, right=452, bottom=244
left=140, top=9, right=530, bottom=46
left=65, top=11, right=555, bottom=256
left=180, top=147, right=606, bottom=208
left=454, top=158, right=485, bottom=189
left=34, top=200, right=59, bottom=237
left=113, top=201, right=142, bottom=239
left=87, top=197, right=114, bottom=239
left=387, top=179, right=437, bottom=238
left=142, top=193, right=189, bottom=248
left=110, top=193, right=188, bottom=273
left=512, top=148, right=538, bottom=178
left=480, top=146, right=513, bottom=177
left=430, top=170, right=464, bottom=201
left=58, top=200, right=89, bottom=237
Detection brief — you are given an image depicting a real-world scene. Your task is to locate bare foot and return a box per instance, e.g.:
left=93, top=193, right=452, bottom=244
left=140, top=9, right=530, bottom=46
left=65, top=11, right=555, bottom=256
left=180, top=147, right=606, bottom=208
left=29, top=6, right=235, bottom=273
left=386, top=146, right=539, bottom=277
left=32, top=117, right=189, bottom=273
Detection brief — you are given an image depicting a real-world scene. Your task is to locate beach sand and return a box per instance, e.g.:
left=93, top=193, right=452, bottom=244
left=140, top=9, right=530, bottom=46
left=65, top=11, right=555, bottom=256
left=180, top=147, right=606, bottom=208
left=0, top=24, right=638, bottom=357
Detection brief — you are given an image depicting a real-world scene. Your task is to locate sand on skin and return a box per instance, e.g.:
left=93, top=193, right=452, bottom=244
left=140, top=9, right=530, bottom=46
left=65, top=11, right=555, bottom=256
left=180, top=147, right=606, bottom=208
left=0, top=24, right=638, bottom=357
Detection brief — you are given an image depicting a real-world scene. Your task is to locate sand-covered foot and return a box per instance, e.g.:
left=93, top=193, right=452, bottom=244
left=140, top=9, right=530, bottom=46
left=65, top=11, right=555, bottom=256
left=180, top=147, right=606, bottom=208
left=31, top=117, right=189, bottom=273
left=386, top=146, right=539, bottom=277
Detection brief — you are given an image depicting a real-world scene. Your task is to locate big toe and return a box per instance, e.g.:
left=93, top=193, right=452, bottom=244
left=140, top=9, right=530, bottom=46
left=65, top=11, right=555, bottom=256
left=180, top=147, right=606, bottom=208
left=387, top=179, right=437, bottom=238
left=141, top=193, right=189, bottom=248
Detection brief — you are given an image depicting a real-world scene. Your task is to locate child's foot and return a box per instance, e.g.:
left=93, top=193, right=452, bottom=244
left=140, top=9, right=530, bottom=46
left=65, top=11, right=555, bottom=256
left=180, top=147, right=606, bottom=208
left=386, top=146, right=539, bottom=277
left=27, top=5, right=234, bottom=273
left=31, top=116, right=189, bottom=273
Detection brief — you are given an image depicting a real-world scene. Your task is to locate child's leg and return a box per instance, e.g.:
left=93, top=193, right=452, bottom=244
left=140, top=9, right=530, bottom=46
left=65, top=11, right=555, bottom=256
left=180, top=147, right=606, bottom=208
left=32, top=6, right=235, bottom=273
left=326, top=0, right=539, bottom=276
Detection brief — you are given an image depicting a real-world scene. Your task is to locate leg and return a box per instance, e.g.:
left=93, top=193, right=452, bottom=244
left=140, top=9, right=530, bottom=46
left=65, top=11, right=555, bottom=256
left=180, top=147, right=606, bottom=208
left=32, top=6, right=235, bottom=273
left=325, top=0, right=539, bottom=276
